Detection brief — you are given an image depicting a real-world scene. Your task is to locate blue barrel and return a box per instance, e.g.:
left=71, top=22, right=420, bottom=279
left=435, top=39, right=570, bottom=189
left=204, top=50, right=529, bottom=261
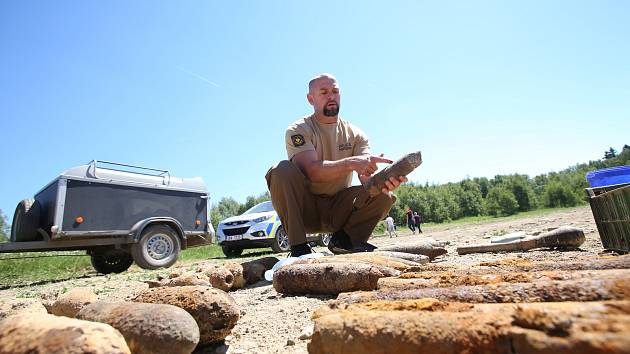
left=586, top=165, right=630, bottom=187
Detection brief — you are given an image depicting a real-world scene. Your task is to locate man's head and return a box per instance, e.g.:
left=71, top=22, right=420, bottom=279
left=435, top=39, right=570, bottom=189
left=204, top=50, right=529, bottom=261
left=307, top=73, right=340, bottom=118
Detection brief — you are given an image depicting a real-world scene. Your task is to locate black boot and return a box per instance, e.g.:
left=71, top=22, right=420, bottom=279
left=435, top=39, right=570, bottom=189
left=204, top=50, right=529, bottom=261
left=289, top=242, right=312, bottom=257
left=327, top=229, right=354, bottom=254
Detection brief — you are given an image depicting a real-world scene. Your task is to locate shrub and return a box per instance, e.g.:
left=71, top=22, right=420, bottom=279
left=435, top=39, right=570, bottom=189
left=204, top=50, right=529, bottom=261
left=543, top=182, right=580, bottom=207
left=485, top=187, right=519, bottom=216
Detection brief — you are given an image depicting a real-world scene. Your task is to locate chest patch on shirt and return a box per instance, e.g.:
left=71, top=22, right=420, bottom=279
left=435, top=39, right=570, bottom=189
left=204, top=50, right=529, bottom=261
left=338, top=142, right=352, bottom=151
left=291, top=134, right=305, bottom=147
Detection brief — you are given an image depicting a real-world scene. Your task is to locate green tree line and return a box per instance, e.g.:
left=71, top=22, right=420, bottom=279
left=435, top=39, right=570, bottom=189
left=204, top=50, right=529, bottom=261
left=208, top=145, right=629, bottom=229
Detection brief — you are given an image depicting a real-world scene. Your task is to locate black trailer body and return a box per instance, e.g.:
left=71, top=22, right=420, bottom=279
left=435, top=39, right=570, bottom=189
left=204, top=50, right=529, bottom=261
left=4, top=160, right=213, bottom=274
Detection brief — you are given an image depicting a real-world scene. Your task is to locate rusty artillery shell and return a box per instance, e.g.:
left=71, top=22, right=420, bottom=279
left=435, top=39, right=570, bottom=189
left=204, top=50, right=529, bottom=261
left=364, top=151, right=422, bottom=196
left=273, top=262, right=399, bottom=295
left=293, top=254, right=418, bottom=271
left=377, top=268, right=630, bottom=291
left=457, top=226, right=585, bottom=255
left=476, top=254, right=630, bottom=272
left=241, top=256, right=279, bottom=284
left=378, top=242, right=447, bottom=260
left=336, top=274, right=630, bottom=304
left=77, top=300, right=200, bottom=354
left=371, top=251, right=430, bottom=264
left=309, top=300, right=630, bottom=354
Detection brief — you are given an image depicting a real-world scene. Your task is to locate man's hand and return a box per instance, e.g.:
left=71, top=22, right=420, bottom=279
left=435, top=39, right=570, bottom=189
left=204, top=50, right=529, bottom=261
left=356, top=153, right=408, bottom=194
left=351, top=153, right=392, bottom=176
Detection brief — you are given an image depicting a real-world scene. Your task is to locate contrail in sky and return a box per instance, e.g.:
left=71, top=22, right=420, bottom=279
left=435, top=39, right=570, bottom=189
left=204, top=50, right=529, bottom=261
left=176, top=66, right=220, bottom=87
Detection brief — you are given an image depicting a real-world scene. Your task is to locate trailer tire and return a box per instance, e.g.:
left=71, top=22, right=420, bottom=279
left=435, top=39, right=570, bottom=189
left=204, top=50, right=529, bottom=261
left=90, top=251, right=133, bottom=274
left=132, top=224, right=180, bottom=270
left=271, top=225, right=290, bottom=253
left=222, top=246, right=243, bottom=258
left=11, top=199, right=41, bottom=242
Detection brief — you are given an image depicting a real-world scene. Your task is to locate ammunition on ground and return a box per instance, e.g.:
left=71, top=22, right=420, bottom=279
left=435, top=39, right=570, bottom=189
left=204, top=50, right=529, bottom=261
left=364, top=151, right=422, bottom=196
left=309, top=299, right=630, bottom=354
left=457, top=226, right=585, bottom=255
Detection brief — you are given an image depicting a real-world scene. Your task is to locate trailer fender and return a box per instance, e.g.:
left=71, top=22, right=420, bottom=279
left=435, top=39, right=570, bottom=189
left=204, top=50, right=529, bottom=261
left=130, top=218, right=187, bottom=249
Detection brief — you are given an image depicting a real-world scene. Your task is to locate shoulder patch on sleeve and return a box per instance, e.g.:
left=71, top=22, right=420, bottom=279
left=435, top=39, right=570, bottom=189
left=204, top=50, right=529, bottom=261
left=291, top=134, right=305, bottom=147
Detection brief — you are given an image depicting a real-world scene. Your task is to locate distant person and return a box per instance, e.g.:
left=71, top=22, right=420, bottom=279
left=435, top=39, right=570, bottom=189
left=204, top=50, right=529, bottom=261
left=266, top=73, right=408, bottom=256
left=413, top=211, right=423, bottom=234
left=384, top=215, right=398, bottom=238
left=406, top=208, right=416, bottom=234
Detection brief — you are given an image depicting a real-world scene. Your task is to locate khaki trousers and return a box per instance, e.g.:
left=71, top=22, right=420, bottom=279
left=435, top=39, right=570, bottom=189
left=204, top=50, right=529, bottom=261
left=265, top=160, right=395, bottom=247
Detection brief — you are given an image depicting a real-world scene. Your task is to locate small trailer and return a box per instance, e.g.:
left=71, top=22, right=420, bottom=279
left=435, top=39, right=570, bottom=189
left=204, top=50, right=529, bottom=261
left=2, top=160, right=213, bottom=274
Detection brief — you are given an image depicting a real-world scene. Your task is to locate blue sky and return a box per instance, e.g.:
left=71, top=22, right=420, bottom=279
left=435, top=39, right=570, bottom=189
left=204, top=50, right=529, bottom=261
left=1, top=1, right=629, bottom=220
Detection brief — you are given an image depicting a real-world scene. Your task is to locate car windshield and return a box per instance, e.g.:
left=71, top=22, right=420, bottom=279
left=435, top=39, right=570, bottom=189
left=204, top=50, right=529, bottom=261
left=243, top=201, right=274, bottom=214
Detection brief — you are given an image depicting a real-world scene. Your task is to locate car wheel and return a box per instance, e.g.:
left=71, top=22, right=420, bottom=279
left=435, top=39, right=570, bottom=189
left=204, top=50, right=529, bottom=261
left=11, top=199, right=41, bottom=242
left=132, top=224, right=180, bottom=270
left=90, top=250, right=133, bottom=274
left=271, top=225, right=290, bottom=253
left=317, top=233, right=332, bottom=247
left=222, top=246, right=243, bottom=258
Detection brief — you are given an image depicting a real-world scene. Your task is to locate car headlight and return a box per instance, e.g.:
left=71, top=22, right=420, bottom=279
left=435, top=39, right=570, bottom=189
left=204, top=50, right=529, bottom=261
left=252, top=215, right=272, bottom=223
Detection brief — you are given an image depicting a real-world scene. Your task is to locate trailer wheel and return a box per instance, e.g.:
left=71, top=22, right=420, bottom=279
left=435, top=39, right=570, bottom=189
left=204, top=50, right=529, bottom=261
left=132, top=224, right=180, bottom=270
left=90, top=251, right=133, bottom=274
left=221, top=246, right=243, bottom=258
left=11, top=199, right=41, bottom=242
left=271, top=225, right=290, bottom=253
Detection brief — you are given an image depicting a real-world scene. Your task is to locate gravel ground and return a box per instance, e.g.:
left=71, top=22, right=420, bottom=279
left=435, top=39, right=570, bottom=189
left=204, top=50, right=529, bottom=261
left=0, top=206, right=607, bottom=354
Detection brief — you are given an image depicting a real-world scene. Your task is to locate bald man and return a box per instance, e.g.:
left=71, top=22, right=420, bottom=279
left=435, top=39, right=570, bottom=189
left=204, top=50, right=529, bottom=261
left=265, top=74, right=407, bottom=256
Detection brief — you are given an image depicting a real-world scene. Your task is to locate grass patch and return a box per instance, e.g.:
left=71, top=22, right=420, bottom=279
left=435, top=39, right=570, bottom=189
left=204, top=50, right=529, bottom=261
left=0, top=251, right=94, bottom=287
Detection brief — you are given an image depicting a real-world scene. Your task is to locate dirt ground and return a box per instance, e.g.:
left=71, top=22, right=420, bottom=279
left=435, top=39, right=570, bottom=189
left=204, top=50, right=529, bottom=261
left=0, top=206, right=607, bottom=354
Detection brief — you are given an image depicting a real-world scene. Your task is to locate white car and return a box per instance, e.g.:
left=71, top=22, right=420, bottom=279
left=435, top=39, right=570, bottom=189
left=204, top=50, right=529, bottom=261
left=216, top=201, right=331, bottom=257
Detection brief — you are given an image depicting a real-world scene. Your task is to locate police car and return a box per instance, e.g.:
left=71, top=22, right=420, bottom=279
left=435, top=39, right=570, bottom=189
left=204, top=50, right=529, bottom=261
left=216, top=201, right=331, bottom=257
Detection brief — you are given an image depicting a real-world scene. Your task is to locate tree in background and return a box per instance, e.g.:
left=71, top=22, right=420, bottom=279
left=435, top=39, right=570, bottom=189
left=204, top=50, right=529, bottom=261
left=604, top=147, right=617, bottom=159
left=485, top=187, right=519, bottom=216
left=209, top=197, right=241, bottom=231
left=0, top=209, right=9, bottom=242
left=543, top=181, right=579, bottom=207
left=238, top=191, right=271, bottom=214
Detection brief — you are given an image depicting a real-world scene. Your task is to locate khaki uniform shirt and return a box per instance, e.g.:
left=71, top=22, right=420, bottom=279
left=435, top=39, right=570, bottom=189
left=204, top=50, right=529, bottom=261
left=285, top=115, right=370, bottom=196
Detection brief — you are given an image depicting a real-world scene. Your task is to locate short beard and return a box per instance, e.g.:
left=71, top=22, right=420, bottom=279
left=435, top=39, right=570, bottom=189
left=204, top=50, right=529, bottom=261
left=323, top=104, right=339, bottom=117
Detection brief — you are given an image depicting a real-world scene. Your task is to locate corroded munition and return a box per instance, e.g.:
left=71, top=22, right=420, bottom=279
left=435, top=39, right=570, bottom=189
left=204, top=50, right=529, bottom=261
left=377, top=268, right=630, bottom=291
left=378, top=242, right=447, bottom=260
left=224, top=261, right=246, bottom=289
left=364, top=151, right=422, bottom=196
left=336, top=275, right=630, bottom=304
left=147, top=272, right=211, bottom=288
left=195, top=264, right=235, bottom=291
left=309, top=299, right=630, bottom=354
left=477, top=254, right=630, bottom=272
left=241, top=256, right=279, bottom=284
left=49, top=287, right=99, bottom=318
left=293, top=255, right=414, bottom=272
left=372, top=251, right=430, bottom=264
left=273, top=263, right=400, bottom=295
left=338, top=253, right=427, bottom=268
left=0, top=313, right=130, bottom=354
left=0, top=298, right=47, bottom=320
left=132, top=286, right=240, bottom=345
left=77, top=300, right=199, bottom=354
left=457, top=226, right=586, bottom=255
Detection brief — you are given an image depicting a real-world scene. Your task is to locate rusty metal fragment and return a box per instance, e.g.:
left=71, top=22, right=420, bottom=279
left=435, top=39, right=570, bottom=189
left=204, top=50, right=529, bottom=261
left=378, top=242, right=447, bottom=260
left=336, top=275, right=630, bottom=304
left=309, top=300, right=630, bottom=354
left=273, top=262, right=399, bottom=295
left=241, top=256, right=279, bottom=284
left=378, top=268, right=630, bottom=291
left=364, top=151, right=422, bottom=196
left=457, top=226, right=585, bottom=255
left=77, top=300, right=199, bottom=354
